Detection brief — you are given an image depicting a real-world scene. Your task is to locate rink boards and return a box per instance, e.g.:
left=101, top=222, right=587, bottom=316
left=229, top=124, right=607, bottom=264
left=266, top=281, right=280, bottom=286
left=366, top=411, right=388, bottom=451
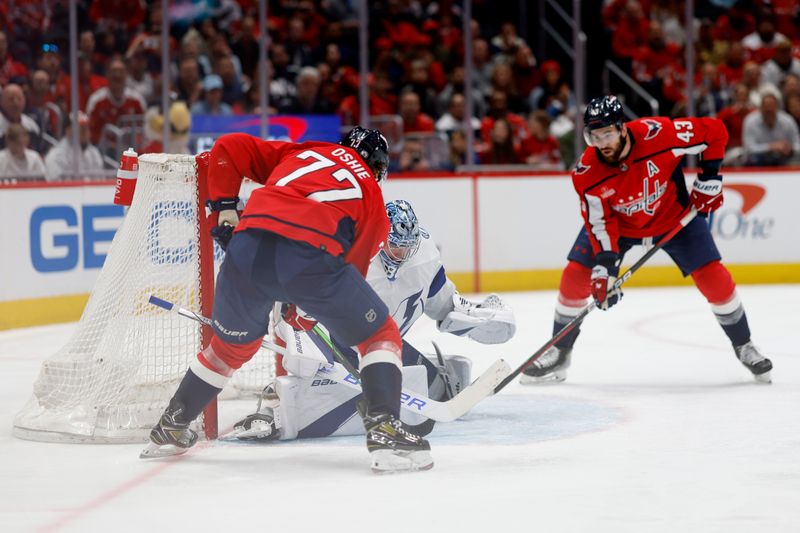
left=1, top=169, right=798, bottom=329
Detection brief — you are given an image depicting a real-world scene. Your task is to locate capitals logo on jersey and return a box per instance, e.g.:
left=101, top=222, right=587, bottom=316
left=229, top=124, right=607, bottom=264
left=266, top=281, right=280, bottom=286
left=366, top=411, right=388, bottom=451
left=612, top=178, right=667, bottom=216
left=642, top=119, right=663, bottom=140
left=574, top=160, right=591, bottom=175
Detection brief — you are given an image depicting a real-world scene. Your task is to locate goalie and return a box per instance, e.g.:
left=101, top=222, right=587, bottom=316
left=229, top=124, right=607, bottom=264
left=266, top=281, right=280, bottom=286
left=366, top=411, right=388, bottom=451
left=229, top=199, right=516, bottom=442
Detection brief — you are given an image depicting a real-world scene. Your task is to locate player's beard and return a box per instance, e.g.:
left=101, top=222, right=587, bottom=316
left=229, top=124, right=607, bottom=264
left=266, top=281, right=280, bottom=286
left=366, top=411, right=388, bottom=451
left=598, top=134, right=627, bottom=165
left=597, top=134, right=628, bottom=165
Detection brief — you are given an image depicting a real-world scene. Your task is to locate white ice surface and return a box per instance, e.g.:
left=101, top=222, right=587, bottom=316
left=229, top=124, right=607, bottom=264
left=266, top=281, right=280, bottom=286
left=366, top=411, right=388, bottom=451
left=1, top=285, right=798, bottom=533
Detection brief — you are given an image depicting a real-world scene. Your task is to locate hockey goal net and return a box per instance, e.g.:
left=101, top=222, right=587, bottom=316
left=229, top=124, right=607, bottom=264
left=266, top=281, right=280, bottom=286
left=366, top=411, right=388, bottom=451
left=13, top=153, right=276, bottom=443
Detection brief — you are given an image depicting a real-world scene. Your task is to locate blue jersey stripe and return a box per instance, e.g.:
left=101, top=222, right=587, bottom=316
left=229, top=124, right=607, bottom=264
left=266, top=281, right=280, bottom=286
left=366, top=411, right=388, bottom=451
left=428, top=266, right=447, bottom=297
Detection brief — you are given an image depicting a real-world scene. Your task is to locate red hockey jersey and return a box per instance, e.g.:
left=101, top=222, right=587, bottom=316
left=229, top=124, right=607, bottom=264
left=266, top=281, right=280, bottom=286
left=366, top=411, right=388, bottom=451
left=207, top=133, right=388, bottom=276
left=572, top=116, right=728, bottom=254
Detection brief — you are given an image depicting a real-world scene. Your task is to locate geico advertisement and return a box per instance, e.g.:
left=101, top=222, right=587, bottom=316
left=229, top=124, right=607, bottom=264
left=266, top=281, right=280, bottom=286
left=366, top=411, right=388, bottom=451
left=1, top=185, right=124, bottom=301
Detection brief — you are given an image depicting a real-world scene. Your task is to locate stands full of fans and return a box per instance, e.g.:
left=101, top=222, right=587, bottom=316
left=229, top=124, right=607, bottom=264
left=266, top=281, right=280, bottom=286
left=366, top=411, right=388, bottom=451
left=1, top=0, right=799, bottom=182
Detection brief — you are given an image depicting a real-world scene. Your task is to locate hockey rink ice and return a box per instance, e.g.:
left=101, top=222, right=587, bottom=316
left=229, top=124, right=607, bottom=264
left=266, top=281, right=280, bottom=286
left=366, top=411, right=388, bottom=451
left=1, top=285, right=798, bottom=533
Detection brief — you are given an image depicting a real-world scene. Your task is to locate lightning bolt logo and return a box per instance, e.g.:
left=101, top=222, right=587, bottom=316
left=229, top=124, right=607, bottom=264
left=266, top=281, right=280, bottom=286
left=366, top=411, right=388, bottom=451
left=395, top=289, right=425, bottom=335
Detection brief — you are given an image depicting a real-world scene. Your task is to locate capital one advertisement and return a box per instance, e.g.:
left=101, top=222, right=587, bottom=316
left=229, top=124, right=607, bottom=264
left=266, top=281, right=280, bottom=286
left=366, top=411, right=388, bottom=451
left=691, top=173, right=794, bottom=264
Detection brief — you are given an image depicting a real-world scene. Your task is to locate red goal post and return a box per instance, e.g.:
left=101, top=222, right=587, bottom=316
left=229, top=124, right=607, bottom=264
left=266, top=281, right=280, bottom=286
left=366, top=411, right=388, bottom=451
left=13, top=153, right=277, bottom=443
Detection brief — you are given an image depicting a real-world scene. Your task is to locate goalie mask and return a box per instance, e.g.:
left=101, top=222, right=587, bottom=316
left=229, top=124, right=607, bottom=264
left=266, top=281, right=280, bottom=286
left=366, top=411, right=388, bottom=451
left=340, top=126, right=390, bottom=184
left=380, top=200, right=425, bottom=280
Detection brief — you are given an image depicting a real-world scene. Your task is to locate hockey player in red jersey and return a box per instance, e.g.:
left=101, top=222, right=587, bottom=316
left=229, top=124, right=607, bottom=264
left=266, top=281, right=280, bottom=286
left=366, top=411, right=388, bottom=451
left=141, top=127, right=433, bottom=473
left=521, top=95, right=772, bottom=385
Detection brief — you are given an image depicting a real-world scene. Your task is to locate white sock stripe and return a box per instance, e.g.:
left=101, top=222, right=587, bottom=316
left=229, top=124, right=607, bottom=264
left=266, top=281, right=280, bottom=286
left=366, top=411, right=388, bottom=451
left=711, top=292, right=742, bottom=316
left=716, top=305, right=745, bottom=326
left=555, top=302, right=585, bottom=318
left=360, top=349, right=402, bottom=371
left=190, top=359, right=231, bottom=389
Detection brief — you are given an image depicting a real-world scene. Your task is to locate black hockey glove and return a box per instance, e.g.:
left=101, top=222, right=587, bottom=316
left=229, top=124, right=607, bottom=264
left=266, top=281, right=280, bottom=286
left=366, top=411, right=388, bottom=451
left=207, top=197, right=240, bottom=251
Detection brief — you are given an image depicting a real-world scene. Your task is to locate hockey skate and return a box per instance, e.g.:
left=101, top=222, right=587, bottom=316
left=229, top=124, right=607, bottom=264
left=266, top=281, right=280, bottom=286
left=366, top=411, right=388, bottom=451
left=734, top=341, right=773, bottom=384
left=140, top=399, right=198, bottom=458
left=519, top=346, right=572, bottom=384
left=225, top=383, right=282, bottom=442
left=357, top=400, right=433, bottom=474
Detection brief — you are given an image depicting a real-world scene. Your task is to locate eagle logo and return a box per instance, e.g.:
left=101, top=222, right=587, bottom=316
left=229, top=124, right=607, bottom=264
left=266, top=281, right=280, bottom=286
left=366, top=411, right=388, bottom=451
left=643, top=119, right=662, bottom=140
left=574, top=160, right=591, bottom=175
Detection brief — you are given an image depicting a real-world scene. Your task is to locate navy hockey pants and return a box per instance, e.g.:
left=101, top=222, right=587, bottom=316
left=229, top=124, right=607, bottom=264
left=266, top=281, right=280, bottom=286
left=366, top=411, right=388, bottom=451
left=211, top=228, right=390, bottom=348
left=567, top=216, right=722, bottom=276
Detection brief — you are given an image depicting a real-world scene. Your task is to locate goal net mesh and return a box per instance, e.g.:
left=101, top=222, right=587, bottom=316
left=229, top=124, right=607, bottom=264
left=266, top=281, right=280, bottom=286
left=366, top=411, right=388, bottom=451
left=14, top=153, right=275, bottom=443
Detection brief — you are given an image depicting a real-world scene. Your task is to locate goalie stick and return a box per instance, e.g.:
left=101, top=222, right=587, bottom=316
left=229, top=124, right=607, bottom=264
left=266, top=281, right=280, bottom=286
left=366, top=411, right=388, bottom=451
left=307, top=324, right=439, bottom=435
left=148, top=295, right=511, bottom=423
left=306, top=327, right=466, bottom=435
left=493, top=206, right=699, bottom=393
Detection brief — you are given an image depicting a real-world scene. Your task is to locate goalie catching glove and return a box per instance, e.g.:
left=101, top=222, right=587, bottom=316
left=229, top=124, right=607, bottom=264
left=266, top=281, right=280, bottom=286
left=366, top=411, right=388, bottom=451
left=437, top=293, right=516, bottom=344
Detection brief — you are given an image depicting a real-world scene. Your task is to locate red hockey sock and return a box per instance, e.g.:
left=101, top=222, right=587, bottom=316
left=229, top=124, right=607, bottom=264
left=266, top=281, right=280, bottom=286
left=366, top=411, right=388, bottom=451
left=690, top=261, right=736, bottom=305
left=357, top=316, right=402, bottom=367
left=557, top=261, right=592, bottom=314
left=199, top=335, right=264, bottom=374
left=691, top=261, right=750, bottom=345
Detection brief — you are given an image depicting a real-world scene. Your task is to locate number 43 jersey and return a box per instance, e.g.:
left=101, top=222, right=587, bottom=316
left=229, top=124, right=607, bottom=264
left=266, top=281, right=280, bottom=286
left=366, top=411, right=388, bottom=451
left=207, top=133, right=389, bottom=275
left=572, top=116, right=728, bottom=255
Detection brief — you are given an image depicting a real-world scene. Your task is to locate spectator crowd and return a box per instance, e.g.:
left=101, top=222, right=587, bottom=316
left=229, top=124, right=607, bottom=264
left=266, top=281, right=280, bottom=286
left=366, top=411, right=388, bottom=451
left=0, top=0, right=799, bottom=181
left=605, top=0, right=800, bottom=166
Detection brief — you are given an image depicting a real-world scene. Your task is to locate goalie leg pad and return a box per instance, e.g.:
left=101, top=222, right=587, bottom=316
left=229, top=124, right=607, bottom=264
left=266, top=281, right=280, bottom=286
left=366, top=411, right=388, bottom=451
left=230, top=366, right=429, bottom=441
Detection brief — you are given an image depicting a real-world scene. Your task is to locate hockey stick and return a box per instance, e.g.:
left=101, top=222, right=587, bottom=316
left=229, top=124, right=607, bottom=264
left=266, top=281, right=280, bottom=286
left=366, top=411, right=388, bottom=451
left=493, top=206, right=698, bottom=393
left=306, top=324, right=436, bottom=435
left=148, top=295, right=511, bottom=423
left=310, top=328, right=468, bottom=435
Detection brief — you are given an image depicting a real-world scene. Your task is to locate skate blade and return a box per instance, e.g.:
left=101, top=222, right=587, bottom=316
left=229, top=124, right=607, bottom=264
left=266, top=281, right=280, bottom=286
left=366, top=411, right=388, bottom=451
left=370, top=450, right=434, bottom=474
left=139, top=441, right=189, bottom=459
left=753, top=371, right=772, bottom=384
left=519, top=370, right=566, bottom=385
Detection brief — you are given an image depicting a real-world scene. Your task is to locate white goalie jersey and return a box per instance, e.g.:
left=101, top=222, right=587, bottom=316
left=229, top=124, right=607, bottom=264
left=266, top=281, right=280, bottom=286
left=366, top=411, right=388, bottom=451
left=368, top=231, right=515, bottom=344
left=231, top=212, right=515, bottom=442
left=367, top=232, right=456, bottom=335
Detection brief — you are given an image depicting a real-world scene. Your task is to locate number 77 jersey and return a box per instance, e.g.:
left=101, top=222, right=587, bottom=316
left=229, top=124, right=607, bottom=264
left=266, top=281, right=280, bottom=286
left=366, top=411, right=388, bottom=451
left=572, top=116, right=728, bottom=255
left=206, top=133, right=389, bottom=275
